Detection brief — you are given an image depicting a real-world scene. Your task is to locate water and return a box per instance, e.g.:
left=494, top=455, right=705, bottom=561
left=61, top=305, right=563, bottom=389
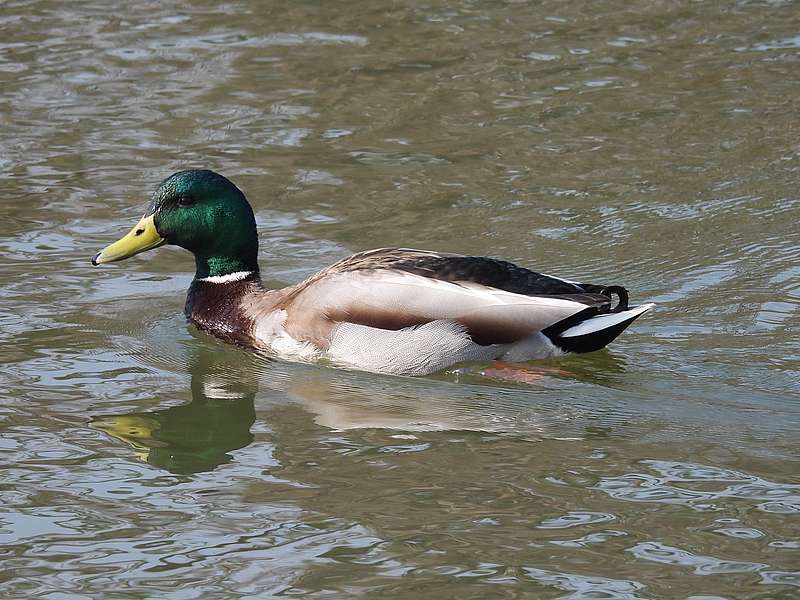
left=1, top=0, right=798, bottom=597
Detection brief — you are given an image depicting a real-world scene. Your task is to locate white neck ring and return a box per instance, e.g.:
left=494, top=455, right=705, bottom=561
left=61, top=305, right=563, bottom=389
left=199, top=271, right=254, bottom=284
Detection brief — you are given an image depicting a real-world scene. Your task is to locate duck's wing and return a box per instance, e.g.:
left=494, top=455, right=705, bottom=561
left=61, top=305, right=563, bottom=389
left=294, top=247, right=594, bottom=297
left=277, top=249, right=614, bottom=348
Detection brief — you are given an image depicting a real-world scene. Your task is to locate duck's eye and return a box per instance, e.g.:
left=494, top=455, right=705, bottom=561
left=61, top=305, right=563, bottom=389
left=177, top=194, right=195, bottom=207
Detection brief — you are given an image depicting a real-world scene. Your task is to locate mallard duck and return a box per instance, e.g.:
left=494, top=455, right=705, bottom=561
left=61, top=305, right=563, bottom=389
left=92, top=169, right=654, bottom=376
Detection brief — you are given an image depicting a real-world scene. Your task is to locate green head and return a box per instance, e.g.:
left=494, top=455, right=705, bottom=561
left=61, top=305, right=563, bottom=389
left=92, top=170, right=260, bottom=279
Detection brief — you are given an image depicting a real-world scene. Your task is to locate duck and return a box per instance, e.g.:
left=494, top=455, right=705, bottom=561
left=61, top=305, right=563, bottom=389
left=92, top=169, right=654, bottom=376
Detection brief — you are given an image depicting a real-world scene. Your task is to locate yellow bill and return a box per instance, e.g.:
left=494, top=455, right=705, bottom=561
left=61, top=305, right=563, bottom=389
left=92, top=214, right=165, bottom=265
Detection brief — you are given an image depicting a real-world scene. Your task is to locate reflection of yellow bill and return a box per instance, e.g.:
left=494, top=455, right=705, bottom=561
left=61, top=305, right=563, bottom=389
left=89, top=415, right=163, bottom=462
left=92, top=214, right=164, bottom=265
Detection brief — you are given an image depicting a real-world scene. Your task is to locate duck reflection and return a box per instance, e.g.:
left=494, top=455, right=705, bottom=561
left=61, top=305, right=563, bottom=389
left=90, top=349, right=257, bottom=474
left=91, top=342, right=628, bottom=474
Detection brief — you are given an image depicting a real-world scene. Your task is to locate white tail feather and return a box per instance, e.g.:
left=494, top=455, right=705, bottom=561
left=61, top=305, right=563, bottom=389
left=560, top=303, right=655, bottom=338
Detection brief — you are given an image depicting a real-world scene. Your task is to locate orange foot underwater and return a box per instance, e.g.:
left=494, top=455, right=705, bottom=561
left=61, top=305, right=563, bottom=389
left=480, top=362, right=570, bottom=385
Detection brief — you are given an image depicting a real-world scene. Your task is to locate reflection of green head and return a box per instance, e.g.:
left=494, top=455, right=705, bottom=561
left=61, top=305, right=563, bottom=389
left=150, top=170, right=260, bottom=279
left=89, top=347, right=259, bottom=475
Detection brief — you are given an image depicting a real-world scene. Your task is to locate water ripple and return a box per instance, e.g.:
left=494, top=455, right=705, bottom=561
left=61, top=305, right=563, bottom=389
left=522, top=566, right=646, bottom=599
left=537, top=511, right=617, bottom=529
left=595, top=460, right=800, bottom=513
left=628, top=541, right=767, bottom=575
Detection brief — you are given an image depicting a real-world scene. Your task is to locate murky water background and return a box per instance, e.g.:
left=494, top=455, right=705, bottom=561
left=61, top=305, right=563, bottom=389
left=2, top=0, right=799, bottom=597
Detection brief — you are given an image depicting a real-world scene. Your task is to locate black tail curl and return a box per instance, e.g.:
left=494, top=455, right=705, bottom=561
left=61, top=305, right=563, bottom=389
left=599, top=285, right=629, bottom=312
left=579, top=283, right=629, bottom=313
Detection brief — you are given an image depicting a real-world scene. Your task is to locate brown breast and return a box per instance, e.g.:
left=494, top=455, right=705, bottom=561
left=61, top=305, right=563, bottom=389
left=184, top=276, right=265, bottom=348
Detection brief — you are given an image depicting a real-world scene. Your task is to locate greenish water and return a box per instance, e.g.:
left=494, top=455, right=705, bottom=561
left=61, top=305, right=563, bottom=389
left=1, top=1, right=798, bottom=597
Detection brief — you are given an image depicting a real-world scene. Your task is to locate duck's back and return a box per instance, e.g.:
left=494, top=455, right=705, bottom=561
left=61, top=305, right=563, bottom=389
left=285, top=247, right=611, bottom=301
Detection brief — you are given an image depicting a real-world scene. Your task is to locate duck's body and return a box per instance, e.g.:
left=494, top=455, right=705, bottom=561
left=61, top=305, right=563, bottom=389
left=93, top=170, right=653, bottom=376
left=184, top=247, right=652, bottom=376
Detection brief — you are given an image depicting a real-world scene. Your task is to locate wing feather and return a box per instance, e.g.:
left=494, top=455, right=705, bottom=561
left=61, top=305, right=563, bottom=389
left=284, top=270, right=593, bottom=346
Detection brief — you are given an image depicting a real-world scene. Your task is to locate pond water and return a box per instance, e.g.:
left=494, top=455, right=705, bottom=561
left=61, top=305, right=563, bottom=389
left=1, top=0, right=798, bottom=597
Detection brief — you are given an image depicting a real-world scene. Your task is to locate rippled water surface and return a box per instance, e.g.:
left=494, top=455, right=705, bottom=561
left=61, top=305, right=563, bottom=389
left=2, top=0, right=799, bottom=597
